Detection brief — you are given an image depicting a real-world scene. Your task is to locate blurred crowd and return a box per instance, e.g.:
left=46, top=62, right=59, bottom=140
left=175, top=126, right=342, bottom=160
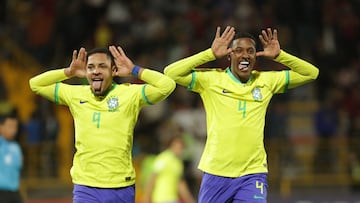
left=0, top=0, right=360, bottom=197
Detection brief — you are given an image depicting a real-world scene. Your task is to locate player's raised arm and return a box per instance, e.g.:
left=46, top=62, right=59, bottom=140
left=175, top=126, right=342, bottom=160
left=164, top=26, right=235, bottom=87
left=257, top=28, right=319, bottom=88
left=109, top=45, right=175, bottom=104
left=29, top=48, right=87, bottom=100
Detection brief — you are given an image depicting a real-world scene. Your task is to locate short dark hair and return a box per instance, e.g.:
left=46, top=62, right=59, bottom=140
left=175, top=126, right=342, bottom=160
left=234, top=32, right=257, bottom=42
left=87, top=48, right=115, bottom=67
left=0, top=109, right=18, bottom=124
left=232, top=31, right=257, bottom=48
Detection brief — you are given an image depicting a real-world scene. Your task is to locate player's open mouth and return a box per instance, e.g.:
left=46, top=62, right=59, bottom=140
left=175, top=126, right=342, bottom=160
left=238, top=61, right=249, bottom=71
left=92, top=78, right=103, bottom=91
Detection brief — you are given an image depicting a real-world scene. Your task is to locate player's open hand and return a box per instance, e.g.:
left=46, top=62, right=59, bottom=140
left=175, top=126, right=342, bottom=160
left=256, top=28, right=281, bottom=59
left=65, top=47, right=87, bottom=78
left=211, top=26, right=235, bottom=59
left=109, top=45, right=134, bottom=77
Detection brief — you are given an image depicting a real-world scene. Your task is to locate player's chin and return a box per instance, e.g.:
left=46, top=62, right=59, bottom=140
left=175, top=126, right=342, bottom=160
left=237, top=67, right=251, bottom=74
left=238, top=70, right=251, bottom=77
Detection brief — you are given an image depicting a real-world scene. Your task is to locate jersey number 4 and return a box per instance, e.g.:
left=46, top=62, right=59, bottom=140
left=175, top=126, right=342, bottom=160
left=92, top=112, right=101, bottom=128
left=238, top=100, right=247, bottom=118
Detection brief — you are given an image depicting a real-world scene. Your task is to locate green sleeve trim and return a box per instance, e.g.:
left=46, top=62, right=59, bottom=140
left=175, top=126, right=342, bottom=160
left=187, top=71, right=196, bottom=90
left=54, top=82, right=60, bottom=104
left=142, top=84, right=153, bottom=105
left=284, top=70, right=289, bottom=93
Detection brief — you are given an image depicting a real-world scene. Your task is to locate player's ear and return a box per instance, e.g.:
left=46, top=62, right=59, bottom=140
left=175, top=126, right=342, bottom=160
left=112, top=65, right=118, bottom=75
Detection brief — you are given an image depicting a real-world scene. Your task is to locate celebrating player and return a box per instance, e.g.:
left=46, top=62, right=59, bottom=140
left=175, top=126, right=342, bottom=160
left=29, top=46, right=176, bottom=203
left=164, top=26, right=319, bottom=202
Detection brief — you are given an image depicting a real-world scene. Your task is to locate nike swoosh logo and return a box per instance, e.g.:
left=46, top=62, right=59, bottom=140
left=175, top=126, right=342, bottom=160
left=79, top=100, right=88, bottom=104
left=253, top=195, right=265, bottom=199
left=222, top=89, right=231, bottom=93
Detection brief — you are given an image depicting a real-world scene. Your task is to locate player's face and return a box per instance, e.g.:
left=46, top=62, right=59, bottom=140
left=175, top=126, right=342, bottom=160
left=0, top=118, right=18, bottom=141
left=172, top=138, right=185, bottom=157
left=86, top=53, right=115, bottom=96
left=229, top=38, right=256, bottom=82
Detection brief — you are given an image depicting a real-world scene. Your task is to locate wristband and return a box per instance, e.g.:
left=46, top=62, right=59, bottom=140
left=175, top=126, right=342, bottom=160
left=131, top=65, right=141, bottom=77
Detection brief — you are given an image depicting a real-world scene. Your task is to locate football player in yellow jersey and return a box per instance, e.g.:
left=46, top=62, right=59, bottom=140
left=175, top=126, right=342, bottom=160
left=164, top=26, right=319, bottom=203
left=142, top=135, right=195, bottom=203
left=29, top=46, right=175, bottom=203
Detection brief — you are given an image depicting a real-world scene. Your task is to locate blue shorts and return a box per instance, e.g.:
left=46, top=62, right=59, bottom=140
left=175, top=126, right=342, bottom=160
left=73, top=184, right=135, bottom=203
left=198, top=173, right=268, bottom=203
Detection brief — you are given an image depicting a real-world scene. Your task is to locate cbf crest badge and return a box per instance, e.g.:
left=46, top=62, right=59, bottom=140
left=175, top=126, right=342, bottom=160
left=252, top=87, right=262, bottom=101
left=107, top=96, right=119, bottom=111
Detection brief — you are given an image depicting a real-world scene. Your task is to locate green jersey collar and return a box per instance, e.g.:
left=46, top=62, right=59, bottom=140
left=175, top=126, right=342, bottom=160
left=225, top=67, right=253, bottom=84
left=92, top=83, right=117, bottom=100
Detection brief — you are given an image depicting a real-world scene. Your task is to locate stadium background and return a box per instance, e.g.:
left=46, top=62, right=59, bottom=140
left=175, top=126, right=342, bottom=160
left=0, top=0, right=359, bottom=202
